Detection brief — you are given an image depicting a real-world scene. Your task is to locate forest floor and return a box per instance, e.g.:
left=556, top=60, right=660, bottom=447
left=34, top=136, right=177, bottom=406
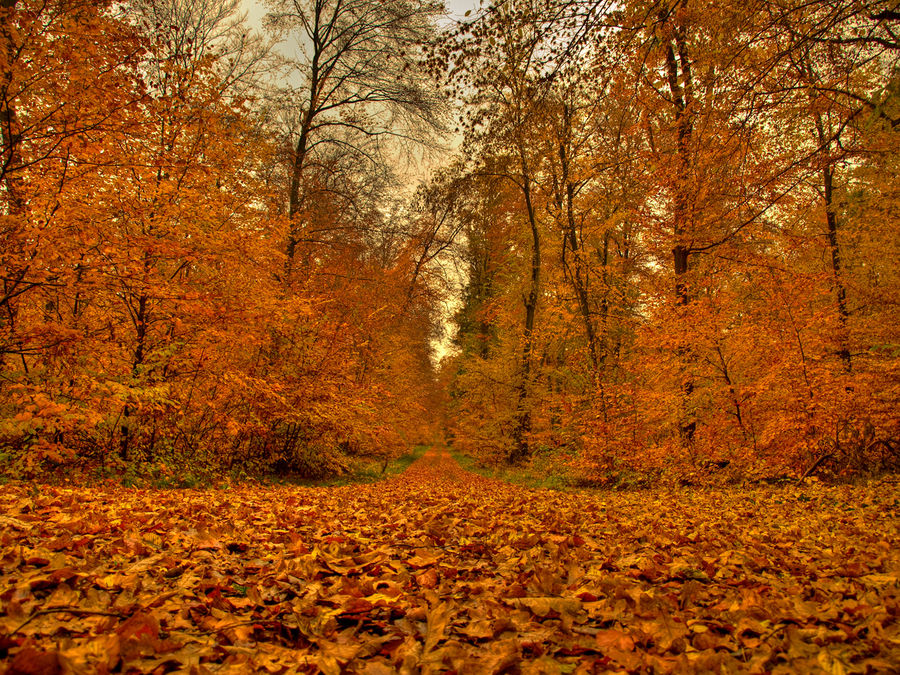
left=0, top=448, right=898, bottom=674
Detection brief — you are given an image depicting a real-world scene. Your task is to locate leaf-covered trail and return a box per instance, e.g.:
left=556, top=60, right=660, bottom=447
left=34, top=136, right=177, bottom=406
left=1, top=448, right=898, bottom=673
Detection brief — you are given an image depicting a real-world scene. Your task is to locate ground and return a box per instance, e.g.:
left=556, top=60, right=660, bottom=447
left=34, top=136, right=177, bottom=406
left=0, top=448, right=898, bottom=673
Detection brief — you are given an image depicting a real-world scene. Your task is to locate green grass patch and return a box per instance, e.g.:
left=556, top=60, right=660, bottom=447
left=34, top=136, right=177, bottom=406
left=449, top=448, right=573, bottom=490
left=268, top=445, right=430, bottom=488
left=340, top=444, right=430, bottom=484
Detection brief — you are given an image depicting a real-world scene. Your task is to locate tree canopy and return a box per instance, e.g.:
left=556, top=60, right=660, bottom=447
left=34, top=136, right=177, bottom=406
left=0, top=0, right=898, bottom=484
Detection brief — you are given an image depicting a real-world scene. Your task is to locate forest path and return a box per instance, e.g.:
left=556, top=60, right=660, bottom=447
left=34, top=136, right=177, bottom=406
left=0, top=451, right=898, bottom=672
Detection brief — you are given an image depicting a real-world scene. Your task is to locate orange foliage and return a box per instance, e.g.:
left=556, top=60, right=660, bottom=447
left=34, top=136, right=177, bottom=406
left=437, top=0, right=900, bottom=482
left=0, top=0, right=442, bottom=479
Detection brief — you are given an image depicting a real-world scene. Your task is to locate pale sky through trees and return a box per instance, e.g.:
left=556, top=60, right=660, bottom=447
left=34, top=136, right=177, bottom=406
left=242, top=0, right=482, bottom=31
left=445, top=0, right=482, bottom=20
left=237, top=0, right=478, bottom=363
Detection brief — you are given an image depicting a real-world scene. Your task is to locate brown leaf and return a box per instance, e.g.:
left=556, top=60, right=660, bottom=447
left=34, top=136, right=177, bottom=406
left=424, top=602, right=454, bottom=653
left=416, top=568, right=439, bottom=589
left=511, top=597, right=582, bottom=619
left=5, top=646, right=63, bottom=675
left=595, top=628, right=635, bottom=652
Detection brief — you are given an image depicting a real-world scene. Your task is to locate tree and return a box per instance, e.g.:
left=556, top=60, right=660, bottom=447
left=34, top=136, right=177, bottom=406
left=0, top=0, right=143, bottom=371
left=263, top=0, right=446, bottom=277
left=433, top=0, right=900, bottom=480
left=444, top=0, right=560, bottom=463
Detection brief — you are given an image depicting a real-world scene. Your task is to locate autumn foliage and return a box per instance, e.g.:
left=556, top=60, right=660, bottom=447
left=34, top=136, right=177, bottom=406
left=1, top=0, right=898, bottom=486
left=0, top=0, right=441, bottom=479
left=3, top=0, right=900, bottom=672
left=433, top=0, right=900, bottom=482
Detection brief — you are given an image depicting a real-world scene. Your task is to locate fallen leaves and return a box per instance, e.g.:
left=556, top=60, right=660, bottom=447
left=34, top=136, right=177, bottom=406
left=1, top=449, right=899, bottom=673
left=511, top=597, right=582, bottom=619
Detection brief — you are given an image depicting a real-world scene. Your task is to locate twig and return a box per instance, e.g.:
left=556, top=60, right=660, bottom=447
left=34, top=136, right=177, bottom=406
left=176, top=619, right=263, bottom=636
left=11, top=608, right=125, bottom=636
left=572, top=626, right=600, bottom=636
left=758, top=622, right=788, bottom=643
left=799, top=453, right=833, bottom=482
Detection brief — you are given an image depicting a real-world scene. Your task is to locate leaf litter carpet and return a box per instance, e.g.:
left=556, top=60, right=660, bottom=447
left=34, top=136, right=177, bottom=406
left=0, top=449, right=898, bottom=674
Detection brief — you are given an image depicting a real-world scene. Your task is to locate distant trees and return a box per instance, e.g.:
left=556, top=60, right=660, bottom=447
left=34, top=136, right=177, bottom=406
left=434, top=0, right=900, bottom=480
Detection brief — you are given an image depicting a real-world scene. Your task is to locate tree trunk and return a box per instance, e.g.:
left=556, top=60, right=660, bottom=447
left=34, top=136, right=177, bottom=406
left=554, top=102, right=607, bottom=420
left=285, top=8, right=321, bottom=282
left=286, top=115, right=312, bottom=280
left=0, top=0, right=27, bottom=371
left=822, top=163, right=852, bottom=372
left=120, top=291, right=148, bottom=461
left=664, top=22, right=697, bottom=447
left=805, top=54, right=852, bottom=372
left=510, top=149, right=540, bottom=464
left=557, top=104, right=600, bottom=371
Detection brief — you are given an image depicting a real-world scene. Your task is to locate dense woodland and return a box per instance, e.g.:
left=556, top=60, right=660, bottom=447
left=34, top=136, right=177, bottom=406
left=1, top=0, right=898, bottom=483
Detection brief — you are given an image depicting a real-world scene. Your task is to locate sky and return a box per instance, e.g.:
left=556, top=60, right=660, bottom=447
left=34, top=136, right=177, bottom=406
left=445, top=0, right=484, bottom=21
left=243, top=1, right=484, bottom=29
left=238, top=0, right=481, bottom=361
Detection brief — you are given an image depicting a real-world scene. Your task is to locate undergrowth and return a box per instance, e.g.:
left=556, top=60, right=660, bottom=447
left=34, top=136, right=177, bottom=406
left=265, top=445, right=430, bottom=488
left=450, top=448, right=574, bottom=490
left=0, top=445, right=431, bottom=489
